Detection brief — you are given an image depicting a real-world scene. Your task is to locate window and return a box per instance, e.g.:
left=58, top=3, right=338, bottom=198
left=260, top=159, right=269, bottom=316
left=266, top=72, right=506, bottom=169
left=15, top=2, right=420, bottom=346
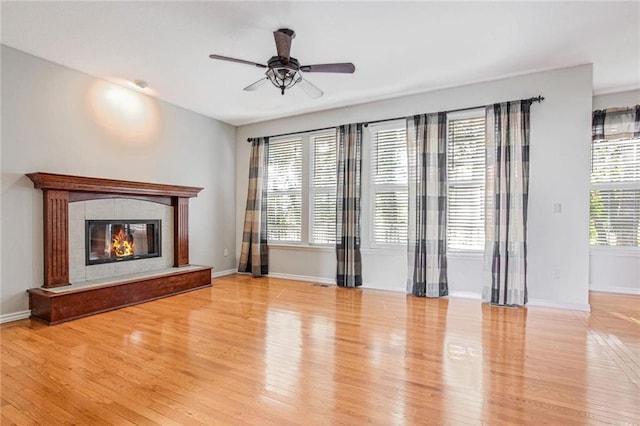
left=266, top=131, right=337, bottom=245
left=265, top=114, right=489, bottom=251
left=369, top=122, right=408, bottom=246
left=590, top=135, right=640, bottom=247
left=447, top=113, right=486, bottom=251
left=367, top=115, right=487, bottom=251
left=267, top=136, right=303, bottom=242
left=310, top=132, right=337, bottom=244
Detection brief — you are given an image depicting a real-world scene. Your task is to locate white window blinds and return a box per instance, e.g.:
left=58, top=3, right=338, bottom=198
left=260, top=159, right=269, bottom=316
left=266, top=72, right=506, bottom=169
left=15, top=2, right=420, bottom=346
left=447, top=115, right=486, bottom=251
left=310, top=132, right=337, bottom=244
left=267, top=136, right=303, bottom=242
left=370, top=124, right=408, bottom=245
left=590, top=136, right=640, bottom=247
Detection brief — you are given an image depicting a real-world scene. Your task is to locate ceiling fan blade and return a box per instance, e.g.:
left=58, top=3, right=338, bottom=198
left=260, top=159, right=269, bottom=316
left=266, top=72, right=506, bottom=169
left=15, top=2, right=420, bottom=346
left=209, top=54, right=267, bottom=68
left=300, top=63, right=355, bottom=73
left=243, top=77, right=269, bottom=91
left=273, top=28, right=294, bottom=60
left=297, top=77, right=324, bottom=99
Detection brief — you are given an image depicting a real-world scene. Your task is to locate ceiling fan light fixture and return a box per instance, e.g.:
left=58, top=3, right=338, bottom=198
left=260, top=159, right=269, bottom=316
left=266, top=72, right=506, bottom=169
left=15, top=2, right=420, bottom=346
left=266, top=67, right=302, bottom=95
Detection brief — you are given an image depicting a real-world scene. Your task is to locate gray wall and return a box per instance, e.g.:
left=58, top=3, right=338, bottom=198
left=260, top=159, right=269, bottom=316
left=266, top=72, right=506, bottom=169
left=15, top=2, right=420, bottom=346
left=1, top=45, right=237, bottom=317
left=237, top=64, right=594, bottom=310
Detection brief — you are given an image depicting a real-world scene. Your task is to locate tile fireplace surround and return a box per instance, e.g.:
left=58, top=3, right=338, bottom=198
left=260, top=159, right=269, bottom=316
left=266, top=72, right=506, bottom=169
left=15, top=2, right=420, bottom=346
left=25, top=172, right=212, bottom=325
left=69, top=199, right=173, bottom=282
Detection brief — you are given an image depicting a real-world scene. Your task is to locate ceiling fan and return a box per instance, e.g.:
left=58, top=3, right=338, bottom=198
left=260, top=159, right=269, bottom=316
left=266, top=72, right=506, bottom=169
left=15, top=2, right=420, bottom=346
left=209, top=28, right=355, bottom=98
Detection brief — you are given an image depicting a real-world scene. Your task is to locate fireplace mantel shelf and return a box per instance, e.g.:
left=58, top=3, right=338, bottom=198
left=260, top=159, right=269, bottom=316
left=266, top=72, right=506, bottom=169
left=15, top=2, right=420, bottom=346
left=27, top=172, right=203, bottom=198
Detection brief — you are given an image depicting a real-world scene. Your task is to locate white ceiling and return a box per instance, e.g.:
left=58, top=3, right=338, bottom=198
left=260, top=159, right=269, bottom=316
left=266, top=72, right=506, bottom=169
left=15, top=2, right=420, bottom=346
left=2, top=1, right=639, bottom=126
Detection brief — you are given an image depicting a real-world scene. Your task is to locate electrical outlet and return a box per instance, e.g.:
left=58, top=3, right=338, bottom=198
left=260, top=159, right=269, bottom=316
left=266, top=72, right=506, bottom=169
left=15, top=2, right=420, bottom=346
left=223, top=248, right=228, bottom=257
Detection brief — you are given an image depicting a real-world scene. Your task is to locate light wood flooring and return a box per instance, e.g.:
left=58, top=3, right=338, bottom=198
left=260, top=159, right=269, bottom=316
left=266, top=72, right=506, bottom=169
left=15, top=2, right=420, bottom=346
left=1, top=274, right=639, bottom=425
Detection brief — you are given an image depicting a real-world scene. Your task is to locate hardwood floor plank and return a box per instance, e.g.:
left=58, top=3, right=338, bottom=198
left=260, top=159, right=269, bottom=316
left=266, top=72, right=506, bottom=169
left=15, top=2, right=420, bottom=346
left=1, top=275, right=639, bottom=424
left=0, top=405, right=33, bottom=426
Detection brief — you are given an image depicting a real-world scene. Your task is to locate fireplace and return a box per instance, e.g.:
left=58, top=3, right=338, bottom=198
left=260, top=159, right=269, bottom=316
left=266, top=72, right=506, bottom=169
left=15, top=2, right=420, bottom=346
left=86, top=219, right=161, bottom=265
left=26, top=172, right=211, bottom=325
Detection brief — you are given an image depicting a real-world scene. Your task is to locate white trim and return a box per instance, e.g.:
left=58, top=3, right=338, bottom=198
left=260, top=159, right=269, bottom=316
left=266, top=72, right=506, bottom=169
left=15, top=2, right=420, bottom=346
left=268, top=244, right=334, bottom=253
left=0, top=310, right=31, bottom=324
left=527, top=299, right=591, bottom=312
left=447, top=250, right=484, bottom=259
left=367, top=121, right=409, bottom=249
left=267, top=272, right=335, bottom=286
left=593, top=84, right=640, bottom=96
left=212, top=268, right=237, bottom=278
left=361, top=248, right=404, bottom=256
left=360, top=284, right=404, bottom=293
left=308, top=131, right=338, bottom=246
left=268, top=135, right=304, bottom=244
left=260, top=273, right=596, bottom=312
left=589, top=286, right=640, bottom=295
left=448, top=293, right=591, bottom=312
left=589, top=247, right=640, bottom=257
left=448, top=291, right=482, bottom=300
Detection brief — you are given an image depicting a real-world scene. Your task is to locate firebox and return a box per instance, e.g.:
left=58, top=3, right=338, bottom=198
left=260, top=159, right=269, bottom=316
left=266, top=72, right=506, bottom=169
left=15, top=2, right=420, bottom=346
left=85, top=220, right=161, bottom=265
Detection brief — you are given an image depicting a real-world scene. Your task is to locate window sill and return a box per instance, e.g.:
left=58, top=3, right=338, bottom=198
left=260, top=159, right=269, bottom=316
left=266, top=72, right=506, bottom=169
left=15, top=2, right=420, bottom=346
left=361, top=248, right=405, bottom=255
left=589, top=247, right=640, bottom=257
left=267, top=245, right=486, bottom=257
left=448, top=250, right=484, bottom=259
left=268, top=244, right=334, bottom=253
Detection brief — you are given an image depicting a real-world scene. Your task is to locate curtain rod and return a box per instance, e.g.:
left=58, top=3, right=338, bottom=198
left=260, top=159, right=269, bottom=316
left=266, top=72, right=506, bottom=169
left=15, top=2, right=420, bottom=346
left=246, top=95, right=545, bottom=142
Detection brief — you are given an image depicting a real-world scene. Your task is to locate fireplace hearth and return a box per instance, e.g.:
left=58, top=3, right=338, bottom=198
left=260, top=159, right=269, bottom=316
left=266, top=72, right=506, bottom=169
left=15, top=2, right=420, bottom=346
left=86, top=219, right=161, bottom=265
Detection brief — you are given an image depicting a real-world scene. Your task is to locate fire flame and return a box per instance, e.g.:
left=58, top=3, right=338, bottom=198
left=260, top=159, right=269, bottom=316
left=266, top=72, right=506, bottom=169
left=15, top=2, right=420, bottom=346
left=111, top=228, right=134, bottom=257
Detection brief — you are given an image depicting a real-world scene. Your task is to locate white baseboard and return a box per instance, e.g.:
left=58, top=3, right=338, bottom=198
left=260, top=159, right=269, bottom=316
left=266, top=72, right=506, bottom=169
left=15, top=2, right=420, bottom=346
left=267, top=272, right=335, bottom=286
left=251, top=272, right=595, bottom=312
left=212, top=268, right=237, bottom=278
left=448, top=291, right=482, bottom=300
left=527, top=299, right=591, bottom=312
left=439, top=292, right=592, bottom=312
left=0, top=310, right=31, bottom=324
left=589, top=286, right=640, bottom=295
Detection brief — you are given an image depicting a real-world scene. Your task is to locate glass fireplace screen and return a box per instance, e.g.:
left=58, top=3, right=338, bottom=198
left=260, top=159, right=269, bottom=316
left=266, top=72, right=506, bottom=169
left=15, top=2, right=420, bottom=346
left=85, top=220, right=161, bottom=265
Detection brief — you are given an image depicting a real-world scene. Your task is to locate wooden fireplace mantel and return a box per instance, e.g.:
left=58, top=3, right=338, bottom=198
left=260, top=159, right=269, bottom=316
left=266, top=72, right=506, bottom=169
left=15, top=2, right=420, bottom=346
left=27, top=172, right=203, bottom=198
left=26, top=172, right=212, bottom=325
left=27, top=172, right=203, bottom=288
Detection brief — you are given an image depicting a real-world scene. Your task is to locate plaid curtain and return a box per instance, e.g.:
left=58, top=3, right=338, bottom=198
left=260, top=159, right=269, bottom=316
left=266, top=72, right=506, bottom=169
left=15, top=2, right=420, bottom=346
left=592, top=105, right=640, bottom=140
left=336, top=124, right=363, bottom=287
left=238, top=137, right=269, bottom=276
left=406, top=113, right=448, bottom=297
left=482, top=101, right=530, bottom=306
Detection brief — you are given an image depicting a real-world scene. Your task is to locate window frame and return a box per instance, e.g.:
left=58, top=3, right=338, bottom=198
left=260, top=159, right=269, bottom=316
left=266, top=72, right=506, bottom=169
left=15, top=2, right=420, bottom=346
left=266, top=130, right=338, bottom=248
left=308, top=130, right=338, bottom=246
left=266, top=134, right=304, bottom=244
left=264, top=109, right=492, bottom=254
left=366, top=120, right=409, bottom=250
left=589, top=134, right=640, bottom=252
left=445, top=108, right=487, bottom=254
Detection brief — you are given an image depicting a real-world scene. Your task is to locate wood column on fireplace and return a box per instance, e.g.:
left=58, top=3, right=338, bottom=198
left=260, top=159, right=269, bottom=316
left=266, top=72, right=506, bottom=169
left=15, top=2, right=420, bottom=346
left=43, top=190, right=70, bottom=287
left=173, top=197, right=190, bottom=267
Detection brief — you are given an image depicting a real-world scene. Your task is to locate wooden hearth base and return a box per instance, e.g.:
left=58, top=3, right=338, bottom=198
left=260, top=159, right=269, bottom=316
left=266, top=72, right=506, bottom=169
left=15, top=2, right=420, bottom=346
left=28, top=266, right=212, bottom=325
